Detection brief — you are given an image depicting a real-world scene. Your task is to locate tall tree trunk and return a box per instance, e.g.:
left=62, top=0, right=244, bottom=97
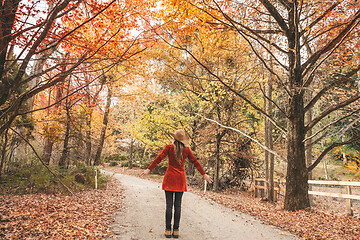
left=28, top=51, right=53, bottom=112
left=0, top=128, right=9, bottom=178
left=59, top=79, right=72, bottom=167
left=84, top=114, right=92, bottom=165
left=187, top=120, right=197, bottom=176
left=284, top=3, right=310, bottom=211
left=306, top=90, right=313, bottom=181
left=59, top=105, right=71, bottom=167
left=284, top=92, right=310, bottom=210
left=265, top=80, right=274, bottom=201
left=43, top=84, right=63, bottom=164
left=0, top=0, right=20, bottom=106
left=93, top=87, right=112, bottom=166
left=84, top=89, right=92, bottom=165
left=264, top=14, right=275, bottom=202
left=214, top=132, right=221, bottom=192
left=42, top=138, right=54, bottom=165
left=42, top=90, right=53, bottom=165
left=127, top=139, right=134, bottom=169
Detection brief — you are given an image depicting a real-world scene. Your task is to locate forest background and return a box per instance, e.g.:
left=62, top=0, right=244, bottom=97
left=1, top=0, right=360, bottom=212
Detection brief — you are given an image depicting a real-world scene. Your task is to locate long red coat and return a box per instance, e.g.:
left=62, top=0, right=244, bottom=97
left=148, top=144, right=206, bottom=192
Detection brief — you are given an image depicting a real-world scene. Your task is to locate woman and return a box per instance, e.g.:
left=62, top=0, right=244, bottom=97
left=142, top=129, right=212, bottom=238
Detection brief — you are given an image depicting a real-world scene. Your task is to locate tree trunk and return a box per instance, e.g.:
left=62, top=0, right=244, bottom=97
left=28, top=51, right=54, bottom=112
left=214, top=133, right=221, bottom=192
left=59, top=105, right=71, bottom=167
left=324, top=160, right=329, bottom=180
left=128, top=139, right=134, bottom=169
left=0, top=128, right=9, bottom=178
left=93, top=87, right=112, bottom=166
left=42, top=137, right=54, bottom=165
left=0, top=0, right=20, bottom=105
left=187, top=122, right=197, bottom=176
left=84, top=91, right=92, bottom=165
left=306, top=90, right=313, bottom=182
left=264, top=14, right=275, bottom=202
left=284, top=5, right=310, bottom=211
left=284, top=93, right=310, bottom=210
left=265, top=80, right=274, bottom=201
left=42, top=90, right=54, bottom=165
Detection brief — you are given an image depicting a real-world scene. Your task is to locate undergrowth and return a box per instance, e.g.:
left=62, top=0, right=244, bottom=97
left=0, top=163, right=109, bottom=195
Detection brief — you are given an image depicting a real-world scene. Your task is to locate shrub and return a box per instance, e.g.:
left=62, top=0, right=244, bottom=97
left=120, top=161, right=128, bottom=167
left=0, top=163, right=110, bottom=195
left=74, top=173, right=86, bottom=184
left=109, top=161, right=118, bottom=167
left=105, top=154, right=128, bottom=162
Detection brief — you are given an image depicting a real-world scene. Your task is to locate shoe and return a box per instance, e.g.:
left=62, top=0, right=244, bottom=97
left=165, top=229, right=171, bottom=238
left=172, top=229, right=179, bottom=238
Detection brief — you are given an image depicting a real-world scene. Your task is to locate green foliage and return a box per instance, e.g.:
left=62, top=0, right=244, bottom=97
left=105, top=154, right=127, bottom=162
left=109, top=161, right=118, bottom=166
left=120, top=161, right=129, bottom=167
left=0, top=164, right=109, bottom=195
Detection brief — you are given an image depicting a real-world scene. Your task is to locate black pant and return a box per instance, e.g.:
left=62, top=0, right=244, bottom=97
left=165, top=191, right=184, bottom=230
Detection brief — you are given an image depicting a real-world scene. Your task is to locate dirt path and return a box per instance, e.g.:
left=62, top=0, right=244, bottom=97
left=105, top=171, right=299, bottom=240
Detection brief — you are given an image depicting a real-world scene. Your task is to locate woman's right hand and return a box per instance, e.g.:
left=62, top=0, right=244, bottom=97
left=141, top=169, right=150, bottom=176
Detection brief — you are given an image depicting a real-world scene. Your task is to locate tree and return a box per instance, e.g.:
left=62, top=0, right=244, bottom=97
left=93, top=83, right=112, bottom=166
left=0, top=0, right=157, bottom=173
left=156, top=0, right=360, bottom=210
left=143, top=24, right=263, bottom=190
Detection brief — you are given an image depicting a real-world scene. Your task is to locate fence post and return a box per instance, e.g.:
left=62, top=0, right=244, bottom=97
left=345, top=185, right=353, bottom=216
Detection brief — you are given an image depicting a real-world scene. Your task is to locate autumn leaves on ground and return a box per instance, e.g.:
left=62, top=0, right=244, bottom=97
left=2, top=167, right=359, bottom=239
left=0, top=178, right=123, bottom=239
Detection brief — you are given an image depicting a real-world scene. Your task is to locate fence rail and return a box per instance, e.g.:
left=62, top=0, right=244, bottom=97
left=254, top=178, right=360, bottom=216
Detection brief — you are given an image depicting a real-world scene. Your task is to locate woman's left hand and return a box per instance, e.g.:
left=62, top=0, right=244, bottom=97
left=141, top=169, right=150, bottom=176
left=203, top=174, right=213, bottom=184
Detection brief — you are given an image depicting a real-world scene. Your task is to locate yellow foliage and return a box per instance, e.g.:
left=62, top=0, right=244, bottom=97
left=346, top=159, right=360, bottom=180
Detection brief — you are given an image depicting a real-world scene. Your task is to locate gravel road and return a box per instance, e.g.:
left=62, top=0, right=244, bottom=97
left=105, top=171, right=299, bottom=240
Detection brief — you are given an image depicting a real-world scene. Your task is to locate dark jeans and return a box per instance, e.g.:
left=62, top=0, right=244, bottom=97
left=165, top=191, right=184, bottom=230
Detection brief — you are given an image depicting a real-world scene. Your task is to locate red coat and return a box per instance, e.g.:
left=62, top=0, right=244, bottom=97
left=148, top=144, right=206, bottom=192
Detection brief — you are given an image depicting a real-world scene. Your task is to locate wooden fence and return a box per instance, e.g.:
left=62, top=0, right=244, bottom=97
left=254, top=178, right=360, bottom=216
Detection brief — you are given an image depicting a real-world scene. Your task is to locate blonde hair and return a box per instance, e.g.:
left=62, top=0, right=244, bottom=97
left=173, top=139, right=184, bottom=164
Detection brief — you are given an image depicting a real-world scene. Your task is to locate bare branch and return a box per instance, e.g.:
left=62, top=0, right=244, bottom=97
left=306, top=94, right=360, bottom=131
left=300, top=2, right=340, bottom=37
left=258, top=82, right=287, bottom=116
left=308, top=134, right=360, bottom=172
left=259, top=0, right=289, bottom=34
left=304, top=64, right=360, bottom=112
left=194, top=112, right=286, bottom=161
left=304, top=108, right=360, bottom=142
left=302, top=9, right=360, bottom=76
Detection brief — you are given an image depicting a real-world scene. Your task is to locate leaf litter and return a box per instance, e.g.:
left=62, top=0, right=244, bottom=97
left=0, top=178, right=123, bottom=239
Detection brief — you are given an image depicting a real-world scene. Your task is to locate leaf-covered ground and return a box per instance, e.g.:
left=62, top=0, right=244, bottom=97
left=111, top=167, right=360, bottom=240
left=2, top=166, right=359, bottom=240
left=199, top=189, right=360, bottom=240
left=0, top=178, right=123, bottom=239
